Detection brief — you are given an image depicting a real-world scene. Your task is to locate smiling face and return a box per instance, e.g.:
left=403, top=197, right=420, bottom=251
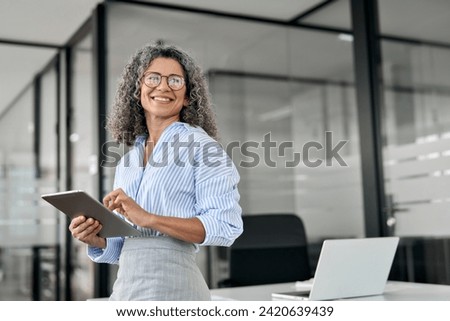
left=140, top=57, right=189, bottom=125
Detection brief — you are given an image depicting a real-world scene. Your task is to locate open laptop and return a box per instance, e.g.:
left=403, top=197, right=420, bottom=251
left=272, top=236, right=400, bottom=301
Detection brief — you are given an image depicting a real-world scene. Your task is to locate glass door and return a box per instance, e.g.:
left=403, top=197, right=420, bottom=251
left=381, top=40, right=450, bottom=284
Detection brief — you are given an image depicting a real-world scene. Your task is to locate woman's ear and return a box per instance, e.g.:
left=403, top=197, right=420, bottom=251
left=184, top=96, right=189, bottom=106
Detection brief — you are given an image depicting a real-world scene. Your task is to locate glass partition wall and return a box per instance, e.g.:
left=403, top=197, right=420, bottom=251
left=382, top=42, right=450, bottom=237
left=69, top=31, right=98, bottom=301
left=0, top=46, right=60, bottom=300
left=378, top=0, right=450, bottom=284
left=0, top=17, right=98, bottom=302
left=380, top=40, right=450, bottom=284
left=301, top=0, right=450, bottom=287
left=106, top=3, right=363, bottom=288
left=37, top=61, right=61, bottom=301
left=0, top=85, right=36, bottom=300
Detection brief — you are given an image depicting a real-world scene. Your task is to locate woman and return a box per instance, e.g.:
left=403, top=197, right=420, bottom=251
left=69, top=42, right=243, bottom=300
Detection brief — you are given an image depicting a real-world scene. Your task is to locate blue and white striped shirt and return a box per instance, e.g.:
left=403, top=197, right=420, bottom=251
left=88, top=122, right=243, bottom=264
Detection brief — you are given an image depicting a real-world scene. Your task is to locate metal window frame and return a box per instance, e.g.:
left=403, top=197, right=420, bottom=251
left=93, top=3, right=110, bottom=299
left=350, top=0, right=387, bottom=237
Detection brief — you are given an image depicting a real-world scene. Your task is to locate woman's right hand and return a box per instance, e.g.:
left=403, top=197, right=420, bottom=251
left=69, top=216, right=106, bottom=249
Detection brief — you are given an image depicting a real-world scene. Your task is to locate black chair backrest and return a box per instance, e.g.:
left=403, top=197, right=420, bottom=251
left=226, top=213, right=311, bottom=287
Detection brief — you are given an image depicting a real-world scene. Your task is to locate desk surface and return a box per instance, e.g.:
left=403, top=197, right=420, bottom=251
left=210, top=281, right=450, bottom=301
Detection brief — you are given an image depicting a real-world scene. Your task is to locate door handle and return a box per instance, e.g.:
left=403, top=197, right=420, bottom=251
left=384, top=206, right=409, bottom=227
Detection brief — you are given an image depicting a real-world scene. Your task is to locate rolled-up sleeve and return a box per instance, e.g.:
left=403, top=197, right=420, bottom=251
left=194, top=146, right=243, bottom=247
left=87, top=237, right=124, bottom=265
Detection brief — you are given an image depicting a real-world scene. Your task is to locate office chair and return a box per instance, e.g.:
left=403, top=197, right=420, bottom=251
left=218, top=213, right=311, bottom=287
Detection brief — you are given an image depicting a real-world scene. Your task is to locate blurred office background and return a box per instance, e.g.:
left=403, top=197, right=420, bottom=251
left=0, top=0, right=449, bottom=300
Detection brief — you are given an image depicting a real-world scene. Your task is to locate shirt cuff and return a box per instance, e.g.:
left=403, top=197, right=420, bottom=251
left=196, top=214, right=242, bottom=247
left=87, top=237, right=123, bottom=264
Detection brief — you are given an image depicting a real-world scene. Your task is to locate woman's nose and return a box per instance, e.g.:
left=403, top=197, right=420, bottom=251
left=155, top=76, right=171, bottom=91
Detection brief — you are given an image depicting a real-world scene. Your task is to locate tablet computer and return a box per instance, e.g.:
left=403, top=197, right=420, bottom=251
left=41, top=190, right=142, bottom=238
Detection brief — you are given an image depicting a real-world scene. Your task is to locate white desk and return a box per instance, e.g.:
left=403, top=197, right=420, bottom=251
left=210, top=281, right=450, bottom=301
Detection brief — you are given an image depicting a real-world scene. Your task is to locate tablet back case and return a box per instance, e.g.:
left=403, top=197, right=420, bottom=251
left=42, top=190, right=142, bottom=238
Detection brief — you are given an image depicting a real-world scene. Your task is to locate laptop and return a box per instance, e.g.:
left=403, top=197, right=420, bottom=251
left=272, top=236, right=400, bottom=301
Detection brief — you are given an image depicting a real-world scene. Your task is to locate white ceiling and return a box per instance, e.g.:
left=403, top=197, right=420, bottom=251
left=0, top=0, right=103, bottom=45
left=1, top=0, right=450, bottom=117
left=302, top=0, right=450, bottom=44
left=0, top=0, right=103, bottom=117
left=139, top=0, right=323, bottom=20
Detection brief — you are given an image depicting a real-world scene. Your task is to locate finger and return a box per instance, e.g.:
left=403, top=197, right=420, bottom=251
left=104, top=188, right=128, bottom=207
left=92, top=224, right=103, bottom=235
left=84, top=220, right=100, bottom=235
left=72, top=217, right=96, bottom=236
left=115, top=206, right=123, bottom=215
left=70, top=215, right=86, bottom=230
left=70, top=215, right=86, bottom=228
left=112, top=188, right=127, bottom=200
left=103, top=193, right=115, bottom=207
left=77, top=220, right=101, bottom=240
left=107, top=202, right=123, bottom=213
left=103, top=195, right=115, bottom=207
left=108, top=194, right=128, bottom=212
left=104, top=193, right=121, bottom=209
left=103, top=188, right=121, bottom=204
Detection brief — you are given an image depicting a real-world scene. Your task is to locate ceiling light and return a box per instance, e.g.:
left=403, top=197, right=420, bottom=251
left=338, top=33, right=354, bottom=42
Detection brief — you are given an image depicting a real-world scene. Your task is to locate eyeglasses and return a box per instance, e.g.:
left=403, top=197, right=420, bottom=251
left=143, top=72, right=185, bottom=91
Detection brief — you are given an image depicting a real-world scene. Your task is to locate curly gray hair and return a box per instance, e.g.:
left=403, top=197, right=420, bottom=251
left=106, top=42, right=218, bottom=146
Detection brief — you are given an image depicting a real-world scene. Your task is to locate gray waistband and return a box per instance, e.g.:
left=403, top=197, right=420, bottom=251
left=122, top=236, right=196, bottom=254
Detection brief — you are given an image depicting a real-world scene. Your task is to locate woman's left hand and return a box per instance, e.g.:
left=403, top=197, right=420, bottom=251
left=103, top=188, right=149, bottom=227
